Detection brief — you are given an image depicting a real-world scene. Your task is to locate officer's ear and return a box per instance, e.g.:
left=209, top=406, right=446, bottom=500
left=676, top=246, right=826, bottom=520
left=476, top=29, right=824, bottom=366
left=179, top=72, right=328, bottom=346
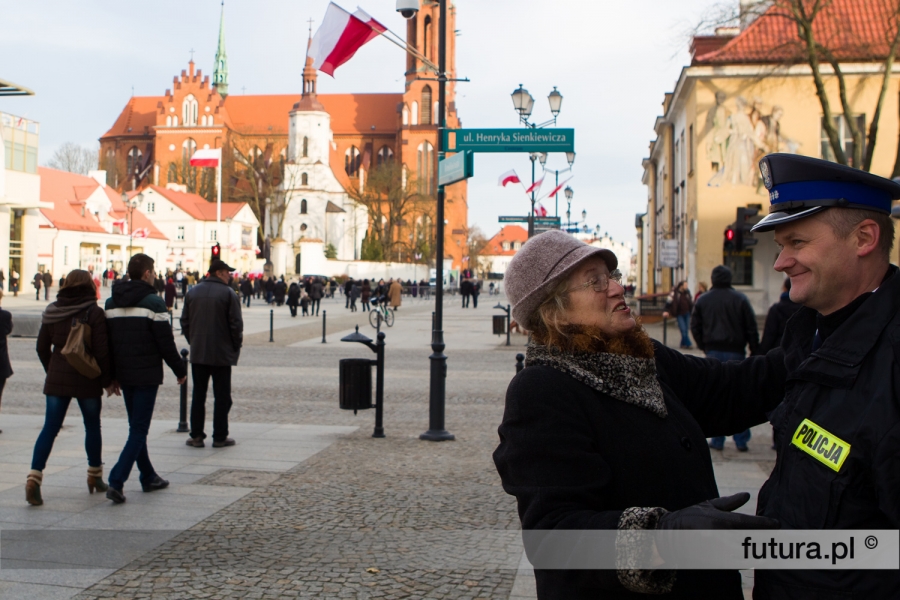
left=854, top=219, right=881, bottom=258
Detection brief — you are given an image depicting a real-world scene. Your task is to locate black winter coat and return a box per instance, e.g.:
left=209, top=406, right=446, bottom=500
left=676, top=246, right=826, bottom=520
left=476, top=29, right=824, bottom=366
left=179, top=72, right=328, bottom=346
left=104, top=280, right=186, bottom=386
left=494, top=343, right=787, bottom=599
left=287, top=283, right=301, bottom=306
left=755, top=267, right=900, bottom=599
left=181, top=277, right=243, bottom=366
left=757, top=292, right=802, bottom=355
left=0, top=309, right=13, bottom=379
left=691, top=285, right=759, bottom=354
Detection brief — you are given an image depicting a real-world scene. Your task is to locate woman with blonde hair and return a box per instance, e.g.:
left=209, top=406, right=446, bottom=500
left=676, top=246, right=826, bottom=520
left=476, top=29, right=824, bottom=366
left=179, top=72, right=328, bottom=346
left=29, top=269, right=112, bottom=505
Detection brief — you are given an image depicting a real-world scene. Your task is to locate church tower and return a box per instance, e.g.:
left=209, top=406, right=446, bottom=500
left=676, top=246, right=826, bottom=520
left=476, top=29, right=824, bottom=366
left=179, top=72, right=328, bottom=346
left=212, top=1, right=229, bottom=98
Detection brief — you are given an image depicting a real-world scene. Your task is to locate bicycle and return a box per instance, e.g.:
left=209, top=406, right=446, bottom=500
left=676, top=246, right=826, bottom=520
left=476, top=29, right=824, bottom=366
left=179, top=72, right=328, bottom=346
left=369, top=299, right=395, bottom=328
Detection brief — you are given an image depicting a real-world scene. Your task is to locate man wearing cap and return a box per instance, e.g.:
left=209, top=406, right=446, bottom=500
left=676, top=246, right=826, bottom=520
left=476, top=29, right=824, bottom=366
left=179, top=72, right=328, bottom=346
left=751, top=154, right=900, bottom=598
left=180, top=259, right=243, bottom=448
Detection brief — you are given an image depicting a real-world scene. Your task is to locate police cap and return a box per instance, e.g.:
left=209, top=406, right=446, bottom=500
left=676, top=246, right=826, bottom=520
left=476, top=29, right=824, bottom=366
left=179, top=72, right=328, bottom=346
left=752, top=153, right=900, bottom=232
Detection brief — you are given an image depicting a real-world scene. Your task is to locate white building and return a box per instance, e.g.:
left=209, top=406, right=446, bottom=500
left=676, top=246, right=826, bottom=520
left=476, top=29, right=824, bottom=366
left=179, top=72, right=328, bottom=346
left=37, top=168, right=168, bottom=277
left=477, top=225, right=528, bottom=278
left=133, top=184, right=260, bottom=274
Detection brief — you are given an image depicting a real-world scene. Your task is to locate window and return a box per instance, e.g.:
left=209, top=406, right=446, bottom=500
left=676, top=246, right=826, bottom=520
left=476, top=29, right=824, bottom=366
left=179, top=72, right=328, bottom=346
left=301, top=172, right=308, bottom=186
left=423, top=16, right=432, bottom=60
left=377, top=145, right=394, bottom=166
left=173, top=115, right=178, bottom=127
left=145, top=201, right=155, bottom=214
left=177, top=226, right=185, bottom=241
left=688, top=125, right=694, bottom=174
left=126, top=146, right=142, bottom=176
left=210, top=229, right=218, bottom=242
left=421, top=86, right=432, bottom=125
left=417, top=141, right=434, bottom=195
left=182, top=94, right=198, bottom=126
left=302, top=136, right=309, bottom=158
left=402, top=106, right=409, bottom=126
left=166, top=115, right=172, bottom=127
left=300, top=199, right=308, bottom=214
left=434, top=101, right=440, bottom=125
left=411, top=101, right=419, bottom=126
left=345, top=146, right=361, bottom=176
left=182, top=138, right=197, bottom=162
left=821, top=114, right=866, bottom=167
left=502, top=242, right=510, bottom=251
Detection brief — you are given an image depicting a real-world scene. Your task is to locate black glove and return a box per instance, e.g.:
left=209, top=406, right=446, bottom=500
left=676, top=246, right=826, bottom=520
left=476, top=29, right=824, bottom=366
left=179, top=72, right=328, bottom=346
left=657, top=492, right=780, bottom=530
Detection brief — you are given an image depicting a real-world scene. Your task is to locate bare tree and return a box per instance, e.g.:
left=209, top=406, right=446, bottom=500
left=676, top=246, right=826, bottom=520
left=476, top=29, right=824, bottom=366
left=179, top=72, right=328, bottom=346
left=45, top=142, right=98, bottom=175
left=227, top=137, right=286, bottom=237
left=466, top=225, right=490, bottom=277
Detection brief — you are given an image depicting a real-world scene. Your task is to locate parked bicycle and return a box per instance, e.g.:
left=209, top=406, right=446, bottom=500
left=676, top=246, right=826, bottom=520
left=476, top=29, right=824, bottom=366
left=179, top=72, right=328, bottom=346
left=369, top=296, right=395, bottom=328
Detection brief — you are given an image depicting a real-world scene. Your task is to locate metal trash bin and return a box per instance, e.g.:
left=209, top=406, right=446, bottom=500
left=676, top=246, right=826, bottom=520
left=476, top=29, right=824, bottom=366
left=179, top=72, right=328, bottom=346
left=493, top=315, right=507, bottom=335
left=339, top=358, right=374, bottom=413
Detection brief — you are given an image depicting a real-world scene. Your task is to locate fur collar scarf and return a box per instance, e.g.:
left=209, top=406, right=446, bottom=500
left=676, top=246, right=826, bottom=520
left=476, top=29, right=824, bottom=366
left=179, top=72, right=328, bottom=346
left=525, top=343, right=667, bottom=418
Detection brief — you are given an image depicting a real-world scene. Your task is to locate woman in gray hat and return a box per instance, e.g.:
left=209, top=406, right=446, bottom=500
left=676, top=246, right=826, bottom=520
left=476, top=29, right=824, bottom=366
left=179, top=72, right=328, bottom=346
left=493, top=230, right=785, bottom=599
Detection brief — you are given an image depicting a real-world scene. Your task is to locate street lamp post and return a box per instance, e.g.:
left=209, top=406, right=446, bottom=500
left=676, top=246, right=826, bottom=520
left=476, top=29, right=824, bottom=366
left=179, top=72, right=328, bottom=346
left=543, top=151, right=576, bottom=219
left=122, top=191, right=144, bottom=260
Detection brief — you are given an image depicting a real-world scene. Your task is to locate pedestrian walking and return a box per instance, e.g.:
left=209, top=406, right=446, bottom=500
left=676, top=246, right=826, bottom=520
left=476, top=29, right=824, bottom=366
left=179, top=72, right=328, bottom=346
left=10, top=269, right=18, bottom=297
left=42, top=270, right=53, bottom=301
left=460, top=278, right=471, bottom=308
left=0, top=290, right=12, bottom=433
left=489, top=281, right=495, bottom=296
left=301, top=287, right=310, bottom=316
left=388, top=278, right=402, bottom=311
left=274, top=277, right=286, bottom=306
left=662, top=280, right=694, bottom=349
left=344, top=278, right=353, bottom=309
left=757, top=278, right=801, bottom=355
left=693, top=281, right=708, bottom=302
left=411, top=279, right=418, bottom=298
left=0, top=269, right=6, bottom=293
left=349, top=280, right=360, bottom=312
left=691, top=265, right=759, bottom=451
left=494, top=230, right=782, bottom=599
left=164, top=278, right=177, bottom=312
left=265, top=276, right=275, bottom=304
left=181, top=259, right=242, bottom=448
left=103, top=254, right=187, bottom=503
left=471, top=279, right=480, bottom=308
left=310, top=277, right=324, bottom=316
left=240, top=276, right=253, bottom=308
left=360, top=279, right=371, bottom=312
left=33, top=272, right=42, bottom=300
left=287, top=281, right=300, bottom=317
left=29, top=270, right=111, bottom=506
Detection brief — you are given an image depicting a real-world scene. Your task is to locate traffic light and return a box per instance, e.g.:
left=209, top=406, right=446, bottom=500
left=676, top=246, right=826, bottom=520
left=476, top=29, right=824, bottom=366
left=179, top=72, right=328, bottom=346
left=735, top=206, right=761, bottom=251
left=724, top=225, right=736, bottom=252
left=211, top=243, right=221, bottom=262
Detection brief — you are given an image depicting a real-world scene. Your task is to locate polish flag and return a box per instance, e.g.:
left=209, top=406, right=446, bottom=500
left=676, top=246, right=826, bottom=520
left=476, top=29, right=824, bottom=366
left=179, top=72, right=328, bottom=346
left=190, top=148, right=221, bottom=168
left=132, top=228, right=150, bottom=239
left=546, top=177, right=573, bottom=198
left=536, top=205, right=548, bottom=217
left=498, top=170, right=521, bottom=187
left=310, top=3, right=387, bottom=77
left=525, top=177, right=545, bottom=195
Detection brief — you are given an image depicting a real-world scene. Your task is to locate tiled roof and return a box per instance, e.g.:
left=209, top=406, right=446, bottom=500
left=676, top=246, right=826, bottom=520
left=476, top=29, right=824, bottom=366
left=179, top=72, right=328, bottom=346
left=100, top=96, right=161, bottom=139
left=694, top=0, right=898, bottom=65
left=485, top=225, right=528, bottom=256
left=148, top=185, right=248, bottom=221
left=39, top=168, right=166, bottom=239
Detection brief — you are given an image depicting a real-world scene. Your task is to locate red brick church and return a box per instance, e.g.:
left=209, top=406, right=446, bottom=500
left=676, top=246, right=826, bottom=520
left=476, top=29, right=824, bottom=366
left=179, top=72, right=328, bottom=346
left=99, top=2, right=468, bottom=268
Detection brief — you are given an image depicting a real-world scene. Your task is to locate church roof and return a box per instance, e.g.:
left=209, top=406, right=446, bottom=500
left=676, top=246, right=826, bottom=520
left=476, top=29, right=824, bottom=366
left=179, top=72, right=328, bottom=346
left=101, top=96, right=161, bottom=139
left=694, top=0, right=898, bottom=65
left=147, top=185, right=249, bottom=222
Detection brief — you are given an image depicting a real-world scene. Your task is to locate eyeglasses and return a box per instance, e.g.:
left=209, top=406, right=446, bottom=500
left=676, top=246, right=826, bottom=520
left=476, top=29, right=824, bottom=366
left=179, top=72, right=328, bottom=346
left=571, top=270, right=623, bottom=294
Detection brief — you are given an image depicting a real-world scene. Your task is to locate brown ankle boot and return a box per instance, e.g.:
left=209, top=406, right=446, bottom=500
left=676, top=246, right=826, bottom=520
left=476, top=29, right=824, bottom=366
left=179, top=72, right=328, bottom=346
left=26, top=470, right=43, bottom=506
left=87, top=466, right=108, bottom=493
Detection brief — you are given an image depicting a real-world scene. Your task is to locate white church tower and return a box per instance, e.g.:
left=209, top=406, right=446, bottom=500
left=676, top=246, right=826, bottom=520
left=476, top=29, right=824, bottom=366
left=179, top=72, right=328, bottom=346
left=279, top=35, right=368, bottom=274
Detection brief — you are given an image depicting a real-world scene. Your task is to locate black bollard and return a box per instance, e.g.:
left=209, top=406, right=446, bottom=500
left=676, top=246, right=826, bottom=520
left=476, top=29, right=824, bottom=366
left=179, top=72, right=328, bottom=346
left=269, top=309, right=274, bottom=343
left=515, top=353, right=525, bottom=373
left=322, top=310, right=327, bottom=343
left=373, top=332, right=386, bottom=438
left=662, top=315, right=668, bottom=347
left=177, top=348, right=189, bottom=432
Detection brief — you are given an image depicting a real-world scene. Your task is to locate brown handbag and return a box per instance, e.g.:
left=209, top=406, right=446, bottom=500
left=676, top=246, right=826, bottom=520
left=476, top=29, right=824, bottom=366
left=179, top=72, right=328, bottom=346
left=61, top=308, right=101, bottom=379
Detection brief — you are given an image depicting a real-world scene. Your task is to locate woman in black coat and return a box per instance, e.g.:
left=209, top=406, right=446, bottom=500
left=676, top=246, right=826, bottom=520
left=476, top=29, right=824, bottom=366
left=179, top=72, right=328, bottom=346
left=0, top=290, right=12, bottom=433
left=493, top=231, right=784, bottom=599
left=287, top=282, right=301, bottom=317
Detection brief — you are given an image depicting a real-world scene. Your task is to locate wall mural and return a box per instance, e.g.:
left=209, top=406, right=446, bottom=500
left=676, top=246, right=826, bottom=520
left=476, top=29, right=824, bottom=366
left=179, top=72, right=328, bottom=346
left=705, top=92, right=799, bottom=189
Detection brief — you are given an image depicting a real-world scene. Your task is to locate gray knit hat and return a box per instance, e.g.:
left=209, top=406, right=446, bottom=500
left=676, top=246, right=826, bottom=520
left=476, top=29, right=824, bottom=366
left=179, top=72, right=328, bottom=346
left=505, top=230, right=618, bottom=328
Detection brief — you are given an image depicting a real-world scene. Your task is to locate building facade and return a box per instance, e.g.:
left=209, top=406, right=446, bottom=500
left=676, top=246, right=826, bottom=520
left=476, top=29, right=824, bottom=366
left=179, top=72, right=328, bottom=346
left=640, top=0, right=900, bottom=313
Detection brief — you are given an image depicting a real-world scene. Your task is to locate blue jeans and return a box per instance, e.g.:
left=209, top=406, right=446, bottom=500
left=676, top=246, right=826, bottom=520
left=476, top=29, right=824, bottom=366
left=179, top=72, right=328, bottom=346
left=32, top=396, right=102, bottom=471
left=109, top=386, right=158, bottom=490
left=676, top=313, right=692, bottom=347
left=705, top=350, right=752, bottom=449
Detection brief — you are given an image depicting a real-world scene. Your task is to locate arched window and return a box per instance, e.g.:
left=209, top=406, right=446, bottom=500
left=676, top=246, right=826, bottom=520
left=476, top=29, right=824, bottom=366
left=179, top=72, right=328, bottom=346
left=182, top=94, right=198, bottom=126
left=172, top=115, right=179, bottom=127
left=300, top=199, right=308, bottom=214
left=301, top=172, right=308, bottom=186
left=434, top=101, right=440, bottom=125
left=423, top=16, right=432, bottom=61
left=377, top=146, right=394, bottom=166
left=126, top=146, right=142, bottom=176
left=402, top=106, right=409, bottom=126
left=345, top=146, right=361, bottom=176
left=411, top=101, right=419, bottom=126
left=417, top=141, right=434, bottom=195
left=302, top=136, right=309, bottom=158
left=166, top=115, right=172, bottom=127
left=182, top=138, right=197, bottom=162
left=421, top=86, right=432, bottom=125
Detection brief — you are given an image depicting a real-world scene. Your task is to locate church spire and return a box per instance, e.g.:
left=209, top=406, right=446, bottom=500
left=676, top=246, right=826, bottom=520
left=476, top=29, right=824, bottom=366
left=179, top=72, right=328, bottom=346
left=293, top=22, right=325, bottom=112
left=213, top=1, right=229, bottom=98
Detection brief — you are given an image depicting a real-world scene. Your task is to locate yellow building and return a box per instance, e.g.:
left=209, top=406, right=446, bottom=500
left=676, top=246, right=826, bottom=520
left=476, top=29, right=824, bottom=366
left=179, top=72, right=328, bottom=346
left=639, top=0, right=900, bottom=314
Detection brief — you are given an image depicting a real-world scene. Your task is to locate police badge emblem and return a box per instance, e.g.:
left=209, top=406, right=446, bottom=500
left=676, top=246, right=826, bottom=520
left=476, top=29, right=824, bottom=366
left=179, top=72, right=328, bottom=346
left=760, top=159, right=773, bottom=190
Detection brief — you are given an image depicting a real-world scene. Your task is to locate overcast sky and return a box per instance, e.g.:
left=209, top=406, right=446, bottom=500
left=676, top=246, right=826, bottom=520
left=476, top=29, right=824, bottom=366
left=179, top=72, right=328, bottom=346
left=0, top=0, right=721, bottom=248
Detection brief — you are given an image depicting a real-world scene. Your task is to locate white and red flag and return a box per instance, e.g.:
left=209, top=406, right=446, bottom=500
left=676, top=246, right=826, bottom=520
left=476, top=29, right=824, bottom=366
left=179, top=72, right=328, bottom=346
left=498, top=170, right=521, bottom=187
left=536, top=205, right=548, bottom=217
left=525, top=177, right=545, bottom=195
left=310, top=3, right=387, bottom=77
left=546, top=177, right=573, bottom=198
left=189, top=148, right=221, bottom=168
left=132, top=228, right=150, bottom=239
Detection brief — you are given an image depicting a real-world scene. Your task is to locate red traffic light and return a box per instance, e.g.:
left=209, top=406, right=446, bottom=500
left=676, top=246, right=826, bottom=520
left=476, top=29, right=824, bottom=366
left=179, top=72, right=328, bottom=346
left=211, top=244, right=220, bottom=257
left=725, top=228, right=735, bottom=241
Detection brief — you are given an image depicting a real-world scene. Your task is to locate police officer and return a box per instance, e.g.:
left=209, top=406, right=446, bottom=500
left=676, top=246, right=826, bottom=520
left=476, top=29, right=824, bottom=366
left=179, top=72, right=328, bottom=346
left=751, top=153, right=900, bottom=598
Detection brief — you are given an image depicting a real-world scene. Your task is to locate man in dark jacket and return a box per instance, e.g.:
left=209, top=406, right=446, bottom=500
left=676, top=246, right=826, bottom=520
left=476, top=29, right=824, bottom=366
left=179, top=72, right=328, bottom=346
left=344, top=277, right=353, bottom=308
left=239, top=276, right=252, bottom=308
left=181, top=259, right=242, bottom=448
left=274, top=277, right=287, bottom=306
left=757, top=278, right=801, bottom=355
left=309, top=277, right=324, bottom=316
left=264, top=276, right=275, bottom=304
left=103, top=254, right=187, bottom=503
left=42, top=271, right=52, bottom=301
left=33, top=272, right=42, bottom=300
left=691, top=264, right=758, bottom=451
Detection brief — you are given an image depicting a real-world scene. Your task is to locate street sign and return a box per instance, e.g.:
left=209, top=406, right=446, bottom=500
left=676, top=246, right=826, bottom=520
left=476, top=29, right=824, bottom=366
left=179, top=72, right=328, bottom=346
left=438, top=151, right=474, bottom=186
left=499, top=216, right=560, bottom=226
left=444, top=128, right=575, bottom=153
left=659, top=239, right=680, bottom=268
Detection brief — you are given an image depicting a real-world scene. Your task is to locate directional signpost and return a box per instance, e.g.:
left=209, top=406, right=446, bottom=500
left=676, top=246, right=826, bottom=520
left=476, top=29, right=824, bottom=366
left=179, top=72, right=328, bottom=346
left=499, top=216, right=561, bottom=226
left=444, top=128, right=575, bottom=154
left=438, top=151, right=474, bottom=187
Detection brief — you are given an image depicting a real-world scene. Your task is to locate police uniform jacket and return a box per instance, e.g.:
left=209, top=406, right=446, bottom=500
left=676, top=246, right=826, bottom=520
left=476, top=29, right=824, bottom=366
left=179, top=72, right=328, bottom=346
left=755, top=266, right=900, bottom=599
left=494, top=342, right=787, bottom=600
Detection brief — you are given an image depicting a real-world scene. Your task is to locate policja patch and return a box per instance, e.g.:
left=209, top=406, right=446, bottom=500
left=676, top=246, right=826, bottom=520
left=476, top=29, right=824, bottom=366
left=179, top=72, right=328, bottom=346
left=791, top=418, right=850, bottom=472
